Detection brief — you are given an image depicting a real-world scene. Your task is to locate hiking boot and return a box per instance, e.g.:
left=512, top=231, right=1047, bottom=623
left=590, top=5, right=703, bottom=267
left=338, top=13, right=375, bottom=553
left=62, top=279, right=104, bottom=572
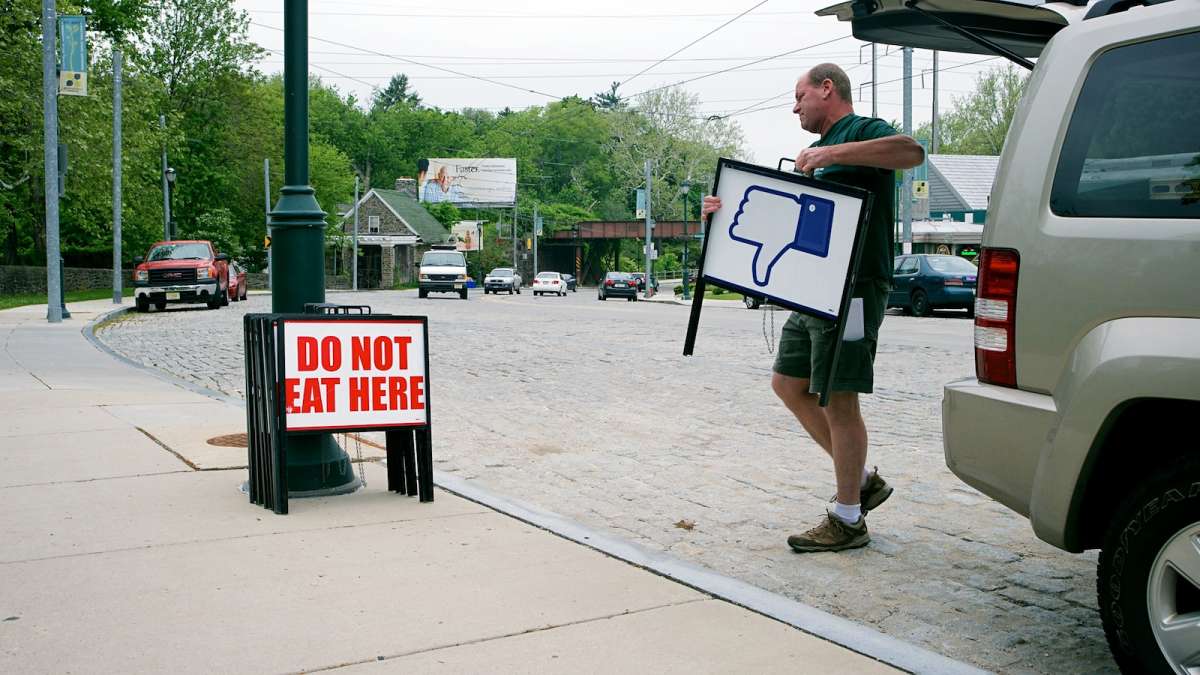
left=830, top=466, right=894, bottom=515
left=787, top=512, right=870, bottom=553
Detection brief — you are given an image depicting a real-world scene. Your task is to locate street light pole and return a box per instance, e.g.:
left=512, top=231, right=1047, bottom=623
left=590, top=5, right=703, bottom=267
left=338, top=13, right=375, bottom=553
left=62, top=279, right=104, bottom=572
left=165, top=167, right=176, bottom=239
left=680, top=180, right=691, bottom=301
left=270, top=0, right=357, bottom=495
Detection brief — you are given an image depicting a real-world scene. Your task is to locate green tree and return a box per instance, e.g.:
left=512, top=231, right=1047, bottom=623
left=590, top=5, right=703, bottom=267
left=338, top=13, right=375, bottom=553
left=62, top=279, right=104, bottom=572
left=917, top=65, right=1028, bottom=155
left=372, top=74, right=421, bottom=111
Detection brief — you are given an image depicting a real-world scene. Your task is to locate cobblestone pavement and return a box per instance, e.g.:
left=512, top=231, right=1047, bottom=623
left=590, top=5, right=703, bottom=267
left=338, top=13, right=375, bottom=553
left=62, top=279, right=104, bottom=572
left=97, top=290, right=1113, bottom=674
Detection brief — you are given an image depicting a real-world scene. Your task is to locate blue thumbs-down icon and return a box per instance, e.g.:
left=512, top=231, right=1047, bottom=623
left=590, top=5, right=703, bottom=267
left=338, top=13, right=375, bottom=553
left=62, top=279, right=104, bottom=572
left=729, top=186, right=835, bottom=286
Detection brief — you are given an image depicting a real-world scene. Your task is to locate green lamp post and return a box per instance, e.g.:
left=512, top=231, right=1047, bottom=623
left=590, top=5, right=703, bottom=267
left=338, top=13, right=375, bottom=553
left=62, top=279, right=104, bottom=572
left=270, top=0, right=357, bottom=495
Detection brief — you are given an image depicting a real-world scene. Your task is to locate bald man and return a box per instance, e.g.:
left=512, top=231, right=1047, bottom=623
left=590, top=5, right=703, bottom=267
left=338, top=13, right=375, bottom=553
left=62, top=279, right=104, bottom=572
left=703, top=63, right=924, bottom=552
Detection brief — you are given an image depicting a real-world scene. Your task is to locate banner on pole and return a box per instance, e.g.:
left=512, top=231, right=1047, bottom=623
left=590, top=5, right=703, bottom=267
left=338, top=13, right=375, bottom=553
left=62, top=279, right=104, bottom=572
left=58, top=16, right=87, bottom=96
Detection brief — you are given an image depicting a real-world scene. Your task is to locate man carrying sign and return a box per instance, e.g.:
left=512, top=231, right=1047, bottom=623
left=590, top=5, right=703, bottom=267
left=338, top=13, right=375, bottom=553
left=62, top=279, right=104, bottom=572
left=702, top=64, right=923, bottom=553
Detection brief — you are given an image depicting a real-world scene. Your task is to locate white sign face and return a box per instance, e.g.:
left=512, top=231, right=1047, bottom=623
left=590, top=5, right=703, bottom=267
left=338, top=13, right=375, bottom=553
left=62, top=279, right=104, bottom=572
left=703, top=159, right=869, bottom=320
left=282, top=319, right=428, bottom=432
left=420, top=158, right=516, bottom=206
left=451, top=221, right=482, bottom=252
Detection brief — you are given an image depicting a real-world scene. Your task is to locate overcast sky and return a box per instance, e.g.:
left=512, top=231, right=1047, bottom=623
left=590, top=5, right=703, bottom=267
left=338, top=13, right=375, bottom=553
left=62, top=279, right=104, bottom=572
left=239, top=0, right=1007, bottom=170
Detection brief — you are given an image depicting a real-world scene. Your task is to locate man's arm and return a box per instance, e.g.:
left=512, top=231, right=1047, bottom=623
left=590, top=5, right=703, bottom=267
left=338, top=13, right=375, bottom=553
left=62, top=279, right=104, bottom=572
left=796, top=135, right=925, bottom=174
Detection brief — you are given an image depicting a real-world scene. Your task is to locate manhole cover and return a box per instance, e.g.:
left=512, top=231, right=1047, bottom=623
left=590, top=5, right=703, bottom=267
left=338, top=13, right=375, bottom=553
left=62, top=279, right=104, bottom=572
left=207, top=433, right=248, bottom=448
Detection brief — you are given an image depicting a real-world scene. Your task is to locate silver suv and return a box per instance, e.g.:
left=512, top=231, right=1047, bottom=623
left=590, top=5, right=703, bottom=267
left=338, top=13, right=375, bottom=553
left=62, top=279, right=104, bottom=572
left=822, top=0, right=1199, bottom=672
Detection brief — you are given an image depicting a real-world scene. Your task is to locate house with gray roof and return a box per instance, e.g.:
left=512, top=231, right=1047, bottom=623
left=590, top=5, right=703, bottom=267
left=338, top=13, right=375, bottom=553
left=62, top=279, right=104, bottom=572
left=927, top=154, right=1000, bottom=224
left=339, top=179, right=451, bottom=288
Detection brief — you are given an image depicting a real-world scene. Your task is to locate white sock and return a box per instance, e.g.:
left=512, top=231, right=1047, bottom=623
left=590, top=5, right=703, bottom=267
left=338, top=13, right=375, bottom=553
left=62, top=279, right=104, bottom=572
left=861, top=467, right=872, bottom=489
left=830, top=501, right=862, bottom=524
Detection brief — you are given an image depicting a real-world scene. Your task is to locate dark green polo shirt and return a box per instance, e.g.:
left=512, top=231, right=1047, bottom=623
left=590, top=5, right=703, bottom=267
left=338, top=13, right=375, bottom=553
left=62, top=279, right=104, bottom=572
left=809, top=113, right=897, bottom=284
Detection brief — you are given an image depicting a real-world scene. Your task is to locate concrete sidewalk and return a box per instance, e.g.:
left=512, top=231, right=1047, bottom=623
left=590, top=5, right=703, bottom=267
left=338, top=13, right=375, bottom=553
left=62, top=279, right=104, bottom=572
left=0, top=298, right=966, bottom=674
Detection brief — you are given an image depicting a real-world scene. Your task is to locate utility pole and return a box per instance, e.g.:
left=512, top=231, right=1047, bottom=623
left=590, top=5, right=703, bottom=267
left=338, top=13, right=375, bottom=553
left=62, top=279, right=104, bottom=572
left=42, top=0, right=62, bottom=323
left=269, top=0, right=357, bottom=495
left=902, top=47, right=913, bottom=255
left=643, top=160, right=653, bottom=299
left=264, top=159, right=272, bottom=289
left=680, top=180, right=691, bottom=301
left=352, top=174, right=359, bottom=290
left=511, top=204, right=518, bottom=270
left=931, top=51, right=940, bottom=154
left=532, top=204, right=539, bottom=275
left=112, top=50, right=123, bottom=304
left=871, top=43, right=878, bottom=118
left=160, top=115, right=170, bottom=241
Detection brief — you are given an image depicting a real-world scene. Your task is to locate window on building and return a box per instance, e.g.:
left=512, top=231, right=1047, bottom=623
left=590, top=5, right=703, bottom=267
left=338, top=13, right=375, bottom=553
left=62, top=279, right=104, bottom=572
left=368, top=215, right=380, bottom=233
left=1050, top=31, right=1200, bottom=219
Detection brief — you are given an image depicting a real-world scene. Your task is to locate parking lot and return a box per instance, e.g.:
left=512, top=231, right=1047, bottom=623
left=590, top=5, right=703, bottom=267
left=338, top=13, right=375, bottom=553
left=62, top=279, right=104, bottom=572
left=97, top=287, right=1113, bottom=674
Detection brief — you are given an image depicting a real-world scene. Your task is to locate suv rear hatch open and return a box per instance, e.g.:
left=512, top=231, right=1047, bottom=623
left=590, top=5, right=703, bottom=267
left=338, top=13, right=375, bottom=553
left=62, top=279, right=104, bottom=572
left=816, top=0, right=1096, bottom=65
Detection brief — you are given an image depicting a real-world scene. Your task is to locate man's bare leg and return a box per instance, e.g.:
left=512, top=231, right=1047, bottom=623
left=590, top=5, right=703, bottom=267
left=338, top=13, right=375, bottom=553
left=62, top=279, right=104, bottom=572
left=824, top=391, right=869, bottom=507
left=771, top=373, right=833, bottom=456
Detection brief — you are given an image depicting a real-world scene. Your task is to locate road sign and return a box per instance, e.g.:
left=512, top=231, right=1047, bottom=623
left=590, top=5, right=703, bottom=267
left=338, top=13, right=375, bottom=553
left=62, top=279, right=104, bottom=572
left=58, top=16, right=87, bottom=96
left=635, top=188, right=646, bottom=219
left=913, top=180, right=929, bottom=199
left=534, top=215, right=543, bottom=236
left=264, top=235, right=272, bottom=249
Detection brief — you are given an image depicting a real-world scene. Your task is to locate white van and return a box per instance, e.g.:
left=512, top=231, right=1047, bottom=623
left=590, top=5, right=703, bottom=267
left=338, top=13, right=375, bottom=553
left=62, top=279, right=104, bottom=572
left=417, top=245, right=469, bottom=299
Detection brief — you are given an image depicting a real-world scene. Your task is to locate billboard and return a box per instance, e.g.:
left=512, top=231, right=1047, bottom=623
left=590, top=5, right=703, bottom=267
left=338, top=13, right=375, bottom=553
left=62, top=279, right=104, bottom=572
left=417, top=158, right=516, bottom=206
left=451, top=221, right=482, bottom=252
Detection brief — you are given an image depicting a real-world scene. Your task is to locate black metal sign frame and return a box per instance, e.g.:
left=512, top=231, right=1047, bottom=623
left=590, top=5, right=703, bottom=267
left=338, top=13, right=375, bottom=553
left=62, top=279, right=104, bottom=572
left=683, top=157, right=874, bottom=407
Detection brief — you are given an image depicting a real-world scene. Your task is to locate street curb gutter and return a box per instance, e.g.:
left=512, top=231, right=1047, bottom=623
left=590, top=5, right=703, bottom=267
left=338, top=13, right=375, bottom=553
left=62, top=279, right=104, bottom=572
left=84, top=309, right=987, bottom=675
left=434, top=472, right=989, bottom=675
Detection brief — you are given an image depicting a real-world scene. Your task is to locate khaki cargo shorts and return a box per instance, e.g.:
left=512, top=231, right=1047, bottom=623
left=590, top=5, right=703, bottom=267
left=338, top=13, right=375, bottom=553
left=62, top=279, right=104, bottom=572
left=772, top=279, right=890, bottom=394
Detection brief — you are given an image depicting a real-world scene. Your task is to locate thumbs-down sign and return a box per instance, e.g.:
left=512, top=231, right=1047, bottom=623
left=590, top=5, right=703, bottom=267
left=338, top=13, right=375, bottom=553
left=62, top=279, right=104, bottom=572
left=729, top=186, right=836, bottom=286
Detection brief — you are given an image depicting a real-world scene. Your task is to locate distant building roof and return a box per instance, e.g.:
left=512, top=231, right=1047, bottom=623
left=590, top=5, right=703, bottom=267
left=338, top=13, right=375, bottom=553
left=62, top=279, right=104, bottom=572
left=348, top=188, right=451, bottom=244
left=928, top=154, right=1000, bottom=213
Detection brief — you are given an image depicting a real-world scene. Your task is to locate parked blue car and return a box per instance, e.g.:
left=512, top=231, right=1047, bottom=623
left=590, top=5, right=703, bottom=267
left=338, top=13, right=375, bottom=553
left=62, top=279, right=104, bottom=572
left=888, top=254, right=978, bottom=317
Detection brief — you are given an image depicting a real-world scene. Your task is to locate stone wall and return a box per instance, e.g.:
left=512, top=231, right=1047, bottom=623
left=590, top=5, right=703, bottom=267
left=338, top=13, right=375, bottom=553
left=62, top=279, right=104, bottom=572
left=0, top=266, right=349, bottom=295
left=0, top=265, right=132, bottom=295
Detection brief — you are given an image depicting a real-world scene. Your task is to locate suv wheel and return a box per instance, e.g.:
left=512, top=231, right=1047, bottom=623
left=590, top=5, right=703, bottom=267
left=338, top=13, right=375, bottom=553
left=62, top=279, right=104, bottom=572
left=418, top=289, right=428, bottom=299
left=911, top=289, right=930, bottom=317
left=1098, top=460, right=1200, bottom=675
left=744, top=295, right=761, bottom=310
left=459, top=288, right=468, bottom=300
left=135, top=296, right=149, bottom=313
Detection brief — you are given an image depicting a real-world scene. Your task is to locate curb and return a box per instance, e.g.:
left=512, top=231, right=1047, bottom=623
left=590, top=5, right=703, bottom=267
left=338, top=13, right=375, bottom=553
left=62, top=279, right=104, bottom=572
left=83, top=306, right=986, bottom=675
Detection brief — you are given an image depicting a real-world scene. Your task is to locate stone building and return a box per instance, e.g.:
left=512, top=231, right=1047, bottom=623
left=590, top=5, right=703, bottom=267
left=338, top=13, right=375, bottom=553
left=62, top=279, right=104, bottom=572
left=340, top=179, right=451, bottom=289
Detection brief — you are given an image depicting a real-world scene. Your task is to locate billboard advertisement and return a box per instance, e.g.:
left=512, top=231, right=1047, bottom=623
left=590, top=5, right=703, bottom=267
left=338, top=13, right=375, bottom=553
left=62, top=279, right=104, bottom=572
left=451, top=221, right=482, bottom=252
left=417, top=158, right=516, bottom=206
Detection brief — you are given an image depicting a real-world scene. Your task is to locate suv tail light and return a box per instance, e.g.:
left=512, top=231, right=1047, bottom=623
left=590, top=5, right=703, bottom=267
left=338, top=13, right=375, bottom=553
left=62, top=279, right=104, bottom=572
left=605, top=279, right=614, bottom=287
left=974, top=248, right=1019, bottom=387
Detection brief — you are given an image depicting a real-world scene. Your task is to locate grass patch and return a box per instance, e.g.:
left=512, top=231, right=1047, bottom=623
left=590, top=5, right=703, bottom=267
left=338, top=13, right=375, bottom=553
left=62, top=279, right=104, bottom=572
left=0, top=287, right=134, bottom=311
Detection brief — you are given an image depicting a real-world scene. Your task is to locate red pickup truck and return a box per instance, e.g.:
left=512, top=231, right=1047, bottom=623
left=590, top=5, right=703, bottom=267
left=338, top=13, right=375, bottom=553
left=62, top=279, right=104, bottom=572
left=131, top=240, right=230, bottom=312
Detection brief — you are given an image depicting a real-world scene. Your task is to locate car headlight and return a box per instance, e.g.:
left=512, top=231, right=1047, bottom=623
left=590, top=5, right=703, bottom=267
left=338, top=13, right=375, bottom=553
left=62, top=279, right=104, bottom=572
left=197, top=267, right=212, bottom=280
left=134, top=270, right=148, bottom=282
left=419, top=274, right=430, bottom=281
left=456, top=274, right=467, bottom=281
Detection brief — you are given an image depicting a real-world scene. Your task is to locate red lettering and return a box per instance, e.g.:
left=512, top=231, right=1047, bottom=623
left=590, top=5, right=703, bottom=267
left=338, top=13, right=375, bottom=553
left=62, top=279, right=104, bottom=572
left=372, top=376, right=387, bottom=411
left=373, top=337, right=393, bottom=370
left=392, top=336, right=412, bottom=370
left=297, top=337, right=318, bottom=371
left=351, top=336, right=371, bottom=370
left=284, top=378, right=301, bottom=412
left=320, top=377, right=339, bottom=413
left=321, top=337, right=342, bottom=371
left=302, top=378, right=324, bottom=414
left=409, top=375, right=425, bottom=410
left=388, top=376, right=408, bottom=410
left=349, top=377, right=369, bottom=411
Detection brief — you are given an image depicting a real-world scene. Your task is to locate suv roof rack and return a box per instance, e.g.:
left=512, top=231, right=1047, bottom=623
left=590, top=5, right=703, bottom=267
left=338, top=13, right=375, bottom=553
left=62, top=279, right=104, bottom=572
left=1084, top=0, right=1174, bottom=20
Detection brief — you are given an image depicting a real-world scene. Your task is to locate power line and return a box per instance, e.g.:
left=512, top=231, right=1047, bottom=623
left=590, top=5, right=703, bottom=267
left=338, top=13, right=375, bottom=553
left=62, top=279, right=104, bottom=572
left=627, top=34, right=855, bottom=99
left=251, top=21, right=566, bottom=100
left=619, top=0, right=771, bottom=89
left=261, top=47, right=870, bottom=63
left=247, top=8, right=815, bottom=20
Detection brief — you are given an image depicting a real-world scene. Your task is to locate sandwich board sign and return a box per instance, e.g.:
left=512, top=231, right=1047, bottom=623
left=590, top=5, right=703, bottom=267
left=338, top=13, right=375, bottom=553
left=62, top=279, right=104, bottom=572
left=683, top=157, right=873, bottom=406
left=280, top=318, right=430, bottom=432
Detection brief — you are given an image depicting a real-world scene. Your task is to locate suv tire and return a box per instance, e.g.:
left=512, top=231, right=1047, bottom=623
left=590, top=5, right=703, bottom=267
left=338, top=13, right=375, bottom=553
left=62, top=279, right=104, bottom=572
left=418, top=289, right=428, bottom=299
left=135, top=296, right=149, bottom=313
left=1098, top=459, right=1200, bottom=675
left=911, top=289, right=930, bottom=317
left=744, top=295, right=761, bottom=310
left=459, top=288, right=468, bottom=300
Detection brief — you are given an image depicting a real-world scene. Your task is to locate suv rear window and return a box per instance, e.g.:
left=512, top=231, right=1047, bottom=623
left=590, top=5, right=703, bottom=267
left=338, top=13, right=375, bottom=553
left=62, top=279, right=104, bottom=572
left=1050, top=31, right=1200, bottom=219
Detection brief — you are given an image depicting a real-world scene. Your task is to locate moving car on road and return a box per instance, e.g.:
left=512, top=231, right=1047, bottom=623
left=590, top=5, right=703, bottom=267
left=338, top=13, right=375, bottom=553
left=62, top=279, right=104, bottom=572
left=561, top=273, right=577, bottom=292
left=418, top=246, right=469, bottom=299
left=823, top=0, right=1200, bottom=671
left=630, top=272, right=659, bottom=292
left=131, top=240, right=229, bottom=312
left=532, top=271, right=567, bottom=296
left=483, top=267, right=521, bottom=295
left=597, top=272, right=637, bottom=302
left=888, top=254, right=977, bottom=317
